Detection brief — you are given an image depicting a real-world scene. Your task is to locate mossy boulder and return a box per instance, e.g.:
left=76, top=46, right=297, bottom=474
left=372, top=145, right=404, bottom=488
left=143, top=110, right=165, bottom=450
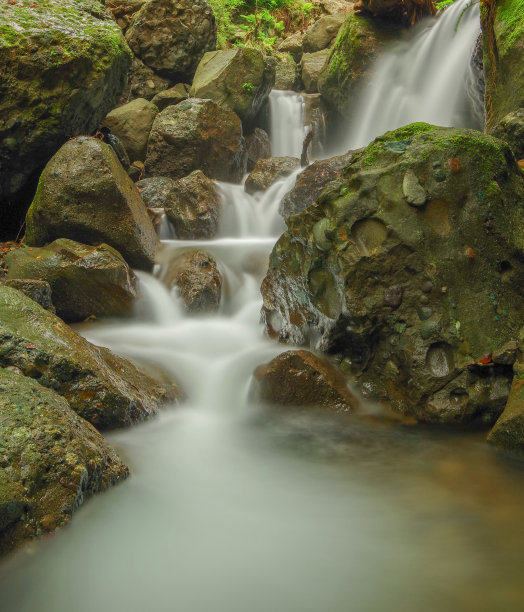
left=262, top=124, right=524, bottom=424
left=244, top=157, right=300, bottom=195
left=5, top=239, right=137, bottom=323
left=0, top=0, right=132, bottom=239
left=0, top=368, right=128, bottom=556
left=252, top=350, right=357, bottom=412
left=0, top=285, right=180, bottom=429
left=482, top=0, right=524, bottom=131
left=2, top=279, right=54, bottom=312
left=317, top=12, right=389, bottom=117
left=190, top=48, right=275, bottom=127
left=145, top=98, right=247, bottom=183
left=491, top=108, right=524, bottom=160
left=125, top=0, right=216, bottom=81
left=24, top=137, right=159, bottom=271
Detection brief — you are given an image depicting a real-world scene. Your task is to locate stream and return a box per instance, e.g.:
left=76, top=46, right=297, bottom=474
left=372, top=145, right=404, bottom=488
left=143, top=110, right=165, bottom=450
left=1, top=1, right=524, bottom=610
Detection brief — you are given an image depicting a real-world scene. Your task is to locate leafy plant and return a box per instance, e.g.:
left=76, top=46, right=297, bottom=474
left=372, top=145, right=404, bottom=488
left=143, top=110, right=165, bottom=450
left=242, top=81, right=255, bottom=92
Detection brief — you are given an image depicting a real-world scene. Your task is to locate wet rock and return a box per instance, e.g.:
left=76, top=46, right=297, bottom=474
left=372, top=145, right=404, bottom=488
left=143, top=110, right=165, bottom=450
left=151, top=83, right=190, bottom=111
left=136, top=177, right=177, bottom=209
left=491, top=109, right=524, bottom=160
left=318, top=13, right=390, bottom=117
left=274, top=56, right=300, bottom=91
left=119, top=56, right=171, bottom=103
left=0, top=285, right=180, bottom=429
left=262, top=124, right=524, bottom=424
left=482, top=0, right=524, bottom=130
left=279, top=151, right=354, bottom=218
left=0, top=368, right=129, bottom=556
left=99, top=128, right=131, bottom=170
left=300, top=50, right=330, bottom=93
left=145, top=98, right=247, bottom=183
left=163, top=249, right=221, bottom=313
left=125, top=0, right=216, bottom=81
left=245, top=157, right=300, bottom=195
left=102, top=98, right=159, bottom=162
left=403, top=169, right=427, bottom=207
left=245, top=129, right=271, bottom=172
left=303, top=93, right=331, bottom=159
left=252, top=350, right=357, bottom=411
left=190, top=48, right=275, bottom=127
left=0, top=0, right=132, bottom=239
left=5, top=239, right=137, bottom=323
left=24, top=137, right=158, bottom=271
left=488, top=360, right=524, bottom=452
left=302, top=13, right=347, bottom=53
left=277, top=32, right=304, bottom=62
left=3, top=279, right=54, bottom=312
left=164, top=170, right=221, bottom=239
left=383, top=285, right=403, bottom=309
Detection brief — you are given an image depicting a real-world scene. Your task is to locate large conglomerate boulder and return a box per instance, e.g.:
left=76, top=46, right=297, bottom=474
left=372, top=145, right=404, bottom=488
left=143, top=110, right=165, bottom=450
left=0, top=286, right=180, bottom=429
left=262, top=124, right=524, bottom=424
left=0, top=0, right=133, bottom=239
left=318, top=12, right=389, bottom=117
left=190, top=48, right=275, bottom=127
left=24, top=137, right=159, bottom=271
left=482, top=0, right=524, bottom=131
left=125, top=0, right=216, bottom=81
left=5, top=239, right=137, bottom=323
left=145, top=98, right=247, bottom=183
left=0, top=368, right=129, bottom=555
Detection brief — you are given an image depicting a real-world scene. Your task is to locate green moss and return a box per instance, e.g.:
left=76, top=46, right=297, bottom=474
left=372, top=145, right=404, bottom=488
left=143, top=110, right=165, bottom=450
left=497, top=0, right=524, bottom=57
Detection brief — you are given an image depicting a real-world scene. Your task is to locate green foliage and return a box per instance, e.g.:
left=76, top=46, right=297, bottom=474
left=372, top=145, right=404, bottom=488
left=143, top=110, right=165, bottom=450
left=242, top=81, right=254, bottom=91
left=435, top=0, right=455, bottom=10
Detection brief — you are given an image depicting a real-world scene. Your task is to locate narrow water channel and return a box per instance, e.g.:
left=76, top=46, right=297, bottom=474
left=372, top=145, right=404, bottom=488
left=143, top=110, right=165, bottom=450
left=1, top=4, right=524, bottom=609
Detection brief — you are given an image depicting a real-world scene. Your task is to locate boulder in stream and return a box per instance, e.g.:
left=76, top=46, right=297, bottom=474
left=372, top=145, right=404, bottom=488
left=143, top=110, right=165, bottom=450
left=0, top=285, right=180, bottom=429
left=245, top=128, right=271, bottom=172
left=0, top=368, right=129, bottom=555
left=244, top=157, right=300, bottom=195
left=262, top=124, right=524, bottom=424
left=5, top=239, right=137, bottom=323
left=162, top=249, right=221, bottom=313
left=253, top=350, right=357, bottom=412
left=300, top=50, right=330, bottom=94
left=145, top=98, right=247, bottom=183
left=24, top=137, right=159, bottom=271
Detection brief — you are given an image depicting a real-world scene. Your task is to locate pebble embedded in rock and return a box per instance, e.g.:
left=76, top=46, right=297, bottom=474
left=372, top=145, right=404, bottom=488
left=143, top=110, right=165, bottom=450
left=402, top=169, right=427, bottom=207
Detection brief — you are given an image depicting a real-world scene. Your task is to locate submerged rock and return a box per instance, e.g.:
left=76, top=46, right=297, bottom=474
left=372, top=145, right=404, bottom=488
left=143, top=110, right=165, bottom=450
left=24, top=137, right=159, bottom=271
left=0, top=285, right=179, bottom=429
left=164, top=170, right=221, bottom=239
left=279, top=151, right=355, bottom=218
left=162, top=249, right=221, bottom=313
left=5, top=239, right=137, bottom=323
left=145, top=98, right=247, bottom=183
left=102, top=98, right=159, bottom=162
left=253, top=350, right=357, bottom=411
left=190, top=47, right=275, bottom=127
left=244, top=157, right=300, bottom=195
left=262, top=124, right=524, bottom=424
left=0, top=368, right=129, bottom=556
left=125, top=0, right=216, bottom=81
left=0, top=0, right=132, bottom=239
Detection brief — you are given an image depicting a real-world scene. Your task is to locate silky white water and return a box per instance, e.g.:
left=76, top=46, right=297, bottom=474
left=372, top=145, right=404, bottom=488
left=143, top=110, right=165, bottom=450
left=2, top=65, right=524, bottom=612
left=269, top=89, right=306, bottom=157
left=346, top=0, right=482, bottom=149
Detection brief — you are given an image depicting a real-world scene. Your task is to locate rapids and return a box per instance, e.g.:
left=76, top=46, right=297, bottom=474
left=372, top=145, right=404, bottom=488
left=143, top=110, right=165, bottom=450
left=1, top=9, right=524, bottom=611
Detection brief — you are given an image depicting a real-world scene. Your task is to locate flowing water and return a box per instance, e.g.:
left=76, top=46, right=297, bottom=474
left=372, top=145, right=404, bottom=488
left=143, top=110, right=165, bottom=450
left=346, top=0, right=483, bottom=149
left=2, top=13, right=524, bottom=612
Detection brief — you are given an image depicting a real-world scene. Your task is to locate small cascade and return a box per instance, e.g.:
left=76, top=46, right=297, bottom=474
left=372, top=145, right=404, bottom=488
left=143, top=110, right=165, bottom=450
left=346, top=0, right=482, bottom=149
left=269, top=89, right=306, bottom=157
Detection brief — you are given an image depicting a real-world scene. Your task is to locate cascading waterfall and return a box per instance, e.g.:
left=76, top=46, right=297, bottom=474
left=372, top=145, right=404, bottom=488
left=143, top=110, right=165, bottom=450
left=2, top=20, right=524, bottom=612
left=346, top=0, right=482, bottom=150
left=269, top=89, right=306, bottom=157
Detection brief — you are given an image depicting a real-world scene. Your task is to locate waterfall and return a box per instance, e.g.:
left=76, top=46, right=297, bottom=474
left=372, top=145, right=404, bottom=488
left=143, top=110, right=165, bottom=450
left=346, top=0, right=482, bottom=149
left=269, top=89, right=306, bottom=157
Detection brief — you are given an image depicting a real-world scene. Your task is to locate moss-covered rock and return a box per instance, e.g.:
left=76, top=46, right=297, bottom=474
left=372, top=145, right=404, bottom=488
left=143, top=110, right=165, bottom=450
left=0, top=367, right=128, bottom=556
left=5, top=239, right=137, bottom=323
left=0, top=0, right=132, bottom=239
left=145, top=98, right=247, bottom=183
left=483, top=0, right=524, bottom=130
left=317, top=12, right=390, bottom=117
left=24, top=137, right=159, bottom=271
left=0, top=285, right=180, bottom=429
left=262, top=124, right=524, bottom=424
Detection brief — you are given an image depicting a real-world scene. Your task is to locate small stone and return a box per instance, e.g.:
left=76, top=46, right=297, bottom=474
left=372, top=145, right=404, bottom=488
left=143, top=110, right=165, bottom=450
left=402, top=169, right=426, bottom=207
left=420, top=320, right=441, bottom=340
left=417, top=305, right=433, bottom=320
left=492, top=340, right=518, bottom=365
left=434, top=169, right=446, bottom=182
left=432, top=161, right=442, bottom=169
left=147, top=80, right=156, bottom=89
left=422, top=281, right=433, bottom=293
left=449, top=157, right=461, bottom=172
left=441, top=286, right=447, bottom=293
left=419, top=295, right=429, bottom=305
left=383, top=284, right=403, bottom=308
